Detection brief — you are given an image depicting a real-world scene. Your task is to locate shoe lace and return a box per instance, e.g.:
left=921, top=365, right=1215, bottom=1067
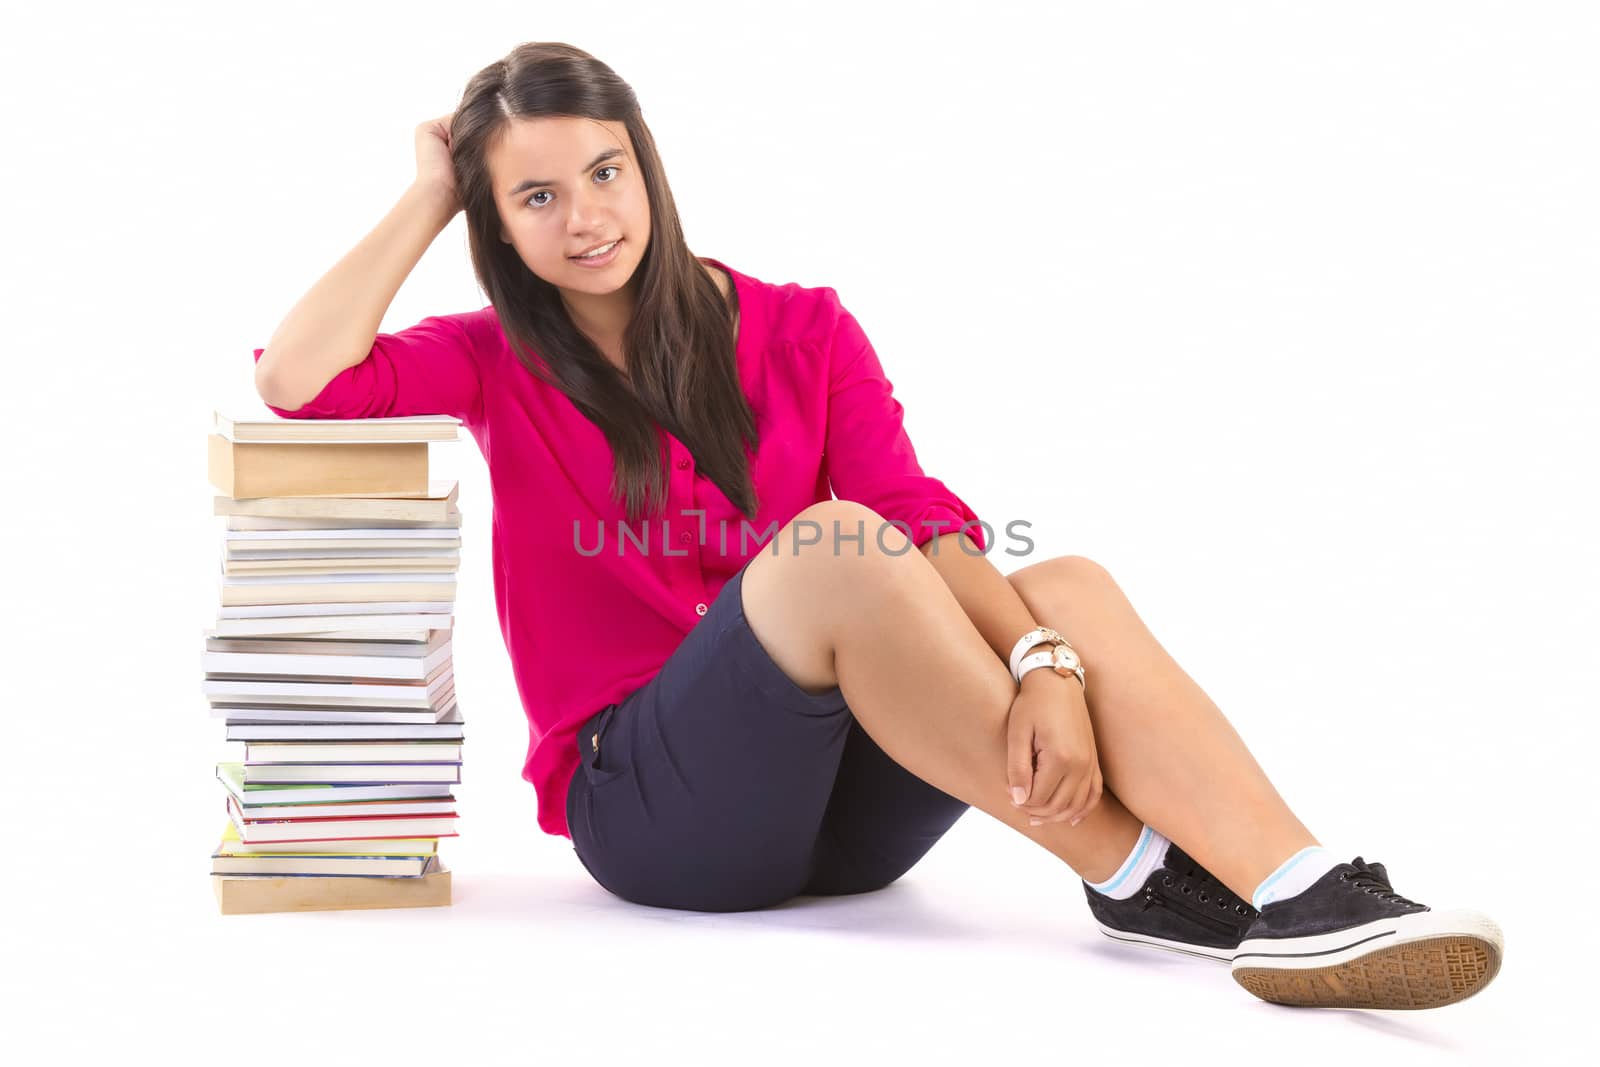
left=1340, top=857, right=1423, bottom=908
left=1146, top=854, right=1255, bottom=923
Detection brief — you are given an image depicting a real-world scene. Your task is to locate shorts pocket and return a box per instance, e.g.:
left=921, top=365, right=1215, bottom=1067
left=578, top=703, right=629, bottom=787
left=571, top=703, right=632, bottom=879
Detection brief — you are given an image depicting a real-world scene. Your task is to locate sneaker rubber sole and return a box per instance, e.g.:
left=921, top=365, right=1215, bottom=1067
left=1229, top=908, right=1503, bottom=1010
left=1094, top=920, right=1236, bottom=963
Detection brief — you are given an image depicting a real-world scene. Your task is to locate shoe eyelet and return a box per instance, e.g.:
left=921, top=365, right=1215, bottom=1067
left=1162, top=876, right=1172, bottom=887
left=1236, top=904, right=1248, bottom=914
left=1181, top=885, right=1192, bottom=894
left=1198, top=891, right=1209, bottom=902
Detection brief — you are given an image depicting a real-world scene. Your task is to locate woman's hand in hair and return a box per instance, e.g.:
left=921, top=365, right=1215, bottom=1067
left=413, top=113, right=462, bottom=216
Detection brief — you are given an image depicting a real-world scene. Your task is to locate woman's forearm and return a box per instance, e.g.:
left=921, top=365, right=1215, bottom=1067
left=254, top=181, right=460, bottom=411
left=919, top=532, right=1037, bottom=674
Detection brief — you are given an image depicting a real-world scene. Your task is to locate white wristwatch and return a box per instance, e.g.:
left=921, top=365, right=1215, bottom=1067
left=1008, top=626, right=1065, bottom=680
left=1008, top=626, right=1086, bottom=689
left=1016, top=643, right=1086, bottom=690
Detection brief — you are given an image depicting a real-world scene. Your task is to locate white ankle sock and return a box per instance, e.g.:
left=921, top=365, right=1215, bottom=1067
left=1087, top=825, right=1171, bottom=900
left=1251, top=846, right=1342, bottom=909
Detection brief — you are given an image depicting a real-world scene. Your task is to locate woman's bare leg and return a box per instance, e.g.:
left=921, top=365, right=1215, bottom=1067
left=739, top=501, right=1304, bottom=895
left=1002, top=556, right=1319, bottom=897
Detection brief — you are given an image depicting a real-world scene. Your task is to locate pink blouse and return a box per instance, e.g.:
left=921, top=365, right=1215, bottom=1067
left=252, top=257, right=986, bottom=838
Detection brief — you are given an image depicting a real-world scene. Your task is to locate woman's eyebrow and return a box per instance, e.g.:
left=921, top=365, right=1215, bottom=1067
left=508, top=148, right=625, bottom=195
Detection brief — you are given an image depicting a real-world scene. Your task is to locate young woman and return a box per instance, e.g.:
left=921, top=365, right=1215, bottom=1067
left=252, top=41, right=1504, bottom=1011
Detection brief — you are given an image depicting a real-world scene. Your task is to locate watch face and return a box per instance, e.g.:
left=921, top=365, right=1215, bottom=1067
left=1052, top=645, right=1081, bottom=671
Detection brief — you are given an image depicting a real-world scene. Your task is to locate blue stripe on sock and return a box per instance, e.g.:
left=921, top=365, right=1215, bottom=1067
left=1251, top=846, right=1321, bottom=909
left=1092, top=825, right=1152, bottom=895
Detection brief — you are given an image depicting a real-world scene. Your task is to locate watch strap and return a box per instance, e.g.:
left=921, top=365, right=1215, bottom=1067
left=1016, top=649, right=1061, bottom=685
left=1008, top=626, right=1064, bottom=682
left=1017, top=646, right=1087, bottom=689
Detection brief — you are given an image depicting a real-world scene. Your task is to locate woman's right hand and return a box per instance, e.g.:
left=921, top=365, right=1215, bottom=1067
left=1006, top=670, right=1103, bottom=828
left=413, top=113, right=462, bottom=215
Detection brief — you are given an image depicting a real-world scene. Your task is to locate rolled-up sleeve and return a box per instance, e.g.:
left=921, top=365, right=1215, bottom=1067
left=252, top=311, right=485, bottom=427
left=820, top=290, right=987, bottom=552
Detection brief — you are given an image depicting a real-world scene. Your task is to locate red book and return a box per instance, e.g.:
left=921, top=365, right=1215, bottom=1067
left=227, top=795, right=460, bottom=844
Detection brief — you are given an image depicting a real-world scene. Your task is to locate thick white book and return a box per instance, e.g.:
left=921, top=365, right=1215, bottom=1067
left=200, top=640, right=452, bottom=681
left=203, top=669, right=453, bottom=707
left=210, top=678, right=454, bottom=710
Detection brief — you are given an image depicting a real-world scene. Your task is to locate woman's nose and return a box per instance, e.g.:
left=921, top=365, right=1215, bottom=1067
left=566, top=188, right=606, bottom=232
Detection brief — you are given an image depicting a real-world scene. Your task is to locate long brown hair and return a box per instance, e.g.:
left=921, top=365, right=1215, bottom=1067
left=449, top=41, right=759, bottom=524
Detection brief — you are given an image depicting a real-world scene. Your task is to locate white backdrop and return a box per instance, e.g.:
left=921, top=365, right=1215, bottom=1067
left=2, top=1, right=1592, bottom=1062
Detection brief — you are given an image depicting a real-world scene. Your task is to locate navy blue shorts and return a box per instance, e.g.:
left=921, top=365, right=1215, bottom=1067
left=565, top=556, right=971, bottom=912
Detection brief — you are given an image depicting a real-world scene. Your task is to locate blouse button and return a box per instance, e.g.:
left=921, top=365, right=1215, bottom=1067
left=679, top=531, right=692, bottom=544
left=695, top=602, right=708, bottom=616
left=676, top=459, right=690, bottom=470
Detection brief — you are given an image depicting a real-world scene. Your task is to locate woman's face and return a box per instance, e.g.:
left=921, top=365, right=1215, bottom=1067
left=486, top=115, right=651, bottom=296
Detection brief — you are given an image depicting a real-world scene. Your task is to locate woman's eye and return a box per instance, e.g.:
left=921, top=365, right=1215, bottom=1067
left=526, top=166, right=620, bottom=208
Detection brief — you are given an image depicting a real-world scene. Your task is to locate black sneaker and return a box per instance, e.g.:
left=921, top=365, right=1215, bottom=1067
left=1082, top=844, right=1258, bottom=962
left=1230, top=856, right=1504, bottom=1010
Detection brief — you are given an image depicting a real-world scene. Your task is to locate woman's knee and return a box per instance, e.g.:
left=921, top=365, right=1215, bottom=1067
left=1007, top=553, right=1117, bottom=616
left=755, top=501, right=916, bottom=601
left=741, top=501, right=927, bottom=675
left=784, top=499, right=916, bottom=563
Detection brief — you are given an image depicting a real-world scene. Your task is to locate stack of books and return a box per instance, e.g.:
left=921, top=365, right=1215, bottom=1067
left=204, top=411, right=465, bottom=914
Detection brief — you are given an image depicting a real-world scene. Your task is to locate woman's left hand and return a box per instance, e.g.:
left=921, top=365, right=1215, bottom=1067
left=1005, top=671, right=1103, bottom=827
